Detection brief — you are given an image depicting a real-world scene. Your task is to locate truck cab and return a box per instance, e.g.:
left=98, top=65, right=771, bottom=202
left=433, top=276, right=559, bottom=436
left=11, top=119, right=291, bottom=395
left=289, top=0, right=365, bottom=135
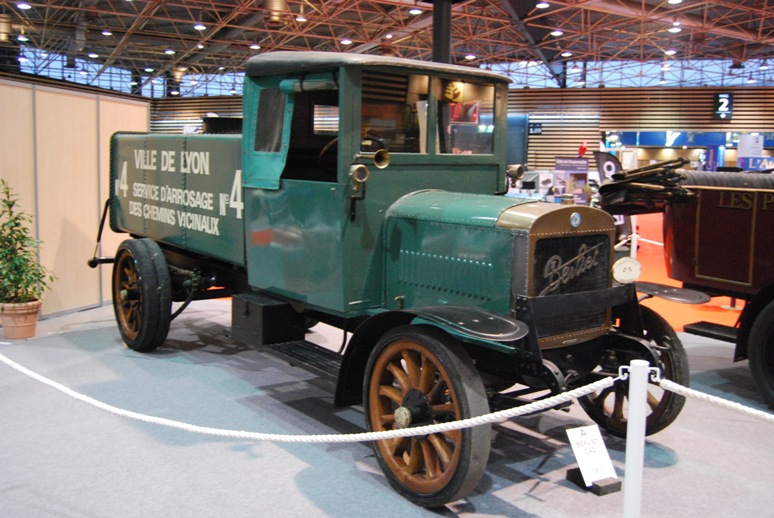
left=240, top=52, right=509, bottom=317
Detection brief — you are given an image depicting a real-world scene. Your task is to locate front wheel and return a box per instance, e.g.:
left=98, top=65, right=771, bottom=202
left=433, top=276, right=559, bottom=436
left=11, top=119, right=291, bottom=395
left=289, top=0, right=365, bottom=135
left=363, top=326, right=491, bottom=508
left=747, top=300, right=774, bottom=408
left=112, top=238, right=172, bottom=351
left=578, top=306, right=688, bottom=437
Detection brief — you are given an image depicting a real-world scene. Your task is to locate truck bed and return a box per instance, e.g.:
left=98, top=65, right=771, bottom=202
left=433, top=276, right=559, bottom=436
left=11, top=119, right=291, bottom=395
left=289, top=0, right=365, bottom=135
left=109, top=133, right=246, bottom=267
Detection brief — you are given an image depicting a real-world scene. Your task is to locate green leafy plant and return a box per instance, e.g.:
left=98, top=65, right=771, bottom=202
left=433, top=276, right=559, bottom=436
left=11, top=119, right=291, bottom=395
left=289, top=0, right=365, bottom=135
left=0, top=179, right=55, bottom=303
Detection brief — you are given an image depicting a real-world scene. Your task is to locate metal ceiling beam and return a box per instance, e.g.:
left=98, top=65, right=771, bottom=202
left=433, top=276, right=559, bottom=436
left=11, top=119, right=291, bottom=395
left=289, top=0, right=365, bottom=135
left=500, top=0, right=564, bottom=87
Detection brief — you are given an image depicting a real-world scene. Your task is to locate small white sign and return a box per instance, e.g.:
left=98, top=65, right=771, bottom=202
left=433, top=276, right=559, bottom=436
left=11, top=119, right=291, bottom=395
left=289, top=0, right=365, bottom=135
left=566, top=424, right=617, bottom=486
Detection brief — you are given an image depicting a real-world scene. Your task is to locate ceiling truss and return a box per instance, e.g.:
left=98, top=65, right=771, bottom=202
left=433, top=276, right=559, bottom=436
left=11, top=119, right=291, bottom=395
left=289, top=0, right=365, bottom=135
left=1, top=0, right=773, bottom=92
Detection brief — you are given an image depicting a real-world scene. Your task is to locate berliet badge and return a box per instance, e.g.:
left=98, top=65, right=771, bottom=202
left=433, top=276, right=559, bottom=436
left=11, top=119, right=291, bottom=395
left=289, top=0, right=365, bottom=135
left=570, top=212, right=581, bottom=228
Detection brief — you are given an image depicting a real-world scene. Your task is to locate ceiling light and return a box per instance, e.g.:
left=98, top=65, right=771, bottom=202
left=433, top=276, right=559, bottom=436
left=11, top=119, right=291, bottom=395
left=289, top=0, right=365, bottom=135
left=550, top=30, right=563, bottom=37
left=16, top=3, right=32, bottom=10
left=561, top=51, right=572, bottom=57
left=197, top=44, right=204, bottom=49
left=250, top=43, right=261, bottom=50
left=79, top=70, right=88, bottom=76
left=193, top=23, right=206, bottom=31
left=661, top=62, right=670, bottom=71
left=129, top=81, right=138, bottom=86
left=465, top=53, right=476, bottom=60
left=747, top=75, right=756, bottom=84
left=760, top=60, right=769, bottom=70
left=88, top=52, right=99, bottom=59
left=17, top=34, right=28, bottom=42
left=385, top=33, right=393, bottom=39
left=144, top=67, right=154, bottom=72
left=667, top=0, right=682, bottom=4
left=102, top=30, right=112, bottom=36
left=341, top=38, right=352, bottom=45
left=668, top=26, right=682, bottom=33
left=18, top=56, right=27, bottom=62
left=165, top=49, right=175, bottom=55
left=170, top=90, right=180, bottom=96
left=296, top=15, right=307, bottom=22
left=536, top=2, right=550, bottom=9
left=665, top=49, right=677, bottom=56
left=409, top=8, right=422, bottom=15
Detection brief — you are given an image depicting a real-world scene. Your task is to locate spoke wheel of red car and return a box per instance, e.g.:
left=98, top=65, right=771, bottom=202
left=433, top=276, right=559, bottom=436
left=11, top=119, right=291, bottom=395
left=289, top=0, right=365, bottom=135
left=112, top=238, right=171, bottom=352
left=578, top=306, right=689, bottom=437
left=747, top=300, right=774, bottom=408
left=363, top=325, right=491, bottom=508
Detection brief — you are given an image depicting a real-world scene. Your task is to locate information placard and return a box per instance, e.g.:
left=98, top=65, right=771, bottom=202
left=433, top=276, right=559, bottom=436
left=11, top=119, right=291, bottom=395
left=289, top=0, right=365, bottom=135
left=566, top=424, right=617, bottom=486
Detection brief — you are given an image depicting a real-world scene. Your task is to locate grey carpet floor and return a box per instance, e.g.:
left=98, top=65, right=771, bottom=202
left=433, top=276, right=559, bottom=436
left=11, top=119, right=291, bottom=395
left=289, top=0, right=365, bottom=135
left=1, top=300, right=772, bottom=517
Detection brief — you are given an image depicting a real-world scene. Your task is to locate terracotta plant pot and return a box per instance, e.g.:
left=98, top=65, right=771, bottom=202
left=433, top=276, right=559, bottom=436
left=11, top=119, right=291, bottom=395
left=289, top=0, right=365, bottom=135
left=0, top=299, right=43, bottom=339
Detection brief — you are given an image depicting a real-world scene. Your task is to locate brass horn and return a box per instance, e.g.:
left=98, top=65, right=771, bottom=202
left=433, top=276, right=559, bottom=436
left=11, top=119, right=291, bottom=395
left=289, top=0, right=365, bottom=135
left=355, top=149, right=391, bottom=169
left=372, top=149, right=390, bottom=169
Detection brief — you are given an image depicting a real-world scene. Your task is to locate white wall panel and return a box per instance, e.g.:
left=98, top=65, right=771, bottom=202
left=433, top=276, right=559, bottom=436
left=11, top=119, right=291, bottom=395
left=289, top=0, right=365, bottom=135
left=0, top=79, right=149, bottom=318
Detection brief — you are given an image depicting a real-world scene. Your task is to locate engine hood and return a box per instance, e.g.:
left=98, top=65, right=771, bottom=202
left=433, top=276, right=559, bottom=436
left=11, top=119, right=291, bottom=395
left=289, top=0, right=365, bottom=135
left=385, top=190, right=536, bottom=228
left=386, top=190, right=615, bottom=235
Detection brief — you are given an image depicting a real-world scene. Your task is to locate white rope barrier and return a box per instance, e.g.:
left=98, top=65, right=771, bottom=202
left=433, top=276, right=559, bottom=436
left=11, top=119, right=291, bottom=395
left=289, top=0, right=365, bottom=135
left=0, top=351, right=616, bottom=443
left=2, top=348, right=772, bottom=443
left=659, top=378, right=774, bottom=425
left=4, top=347, right=774, bottom=518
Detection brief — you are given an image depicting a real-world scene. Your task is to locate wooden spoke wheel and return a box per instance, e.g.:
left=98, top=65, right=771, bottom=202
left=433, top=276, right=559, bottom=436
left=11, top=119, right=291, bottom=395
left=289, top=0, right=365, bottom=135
left=747, top=300, right=774, bottom=408
left=112, top=238, right=172, bottom=351
left=578, top=305, right=689, bottom=437
left=363, top=326, right=490, bottom=508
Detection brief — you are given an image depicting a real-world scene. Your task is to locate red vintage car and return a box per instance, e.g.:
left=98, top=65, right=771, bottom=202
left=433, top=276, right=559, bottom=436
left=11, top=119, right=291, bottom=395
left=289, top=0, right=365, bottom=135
left=665, top=171, right=774, bottom=407
left=599, top=157, right=774, bottom=407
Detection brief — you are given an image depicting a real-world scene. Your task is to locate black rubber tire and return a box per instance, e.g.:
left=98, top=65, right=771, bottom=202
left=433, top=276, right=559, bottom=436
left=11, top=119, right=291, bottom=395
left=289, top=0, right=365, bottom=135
left=363, top=325, right=491, bottom=508
left=112, top=238, right=172, bottom=351
left=747, top=300, right=774, bottom=408
left=578, top=306, right=689, bottom=437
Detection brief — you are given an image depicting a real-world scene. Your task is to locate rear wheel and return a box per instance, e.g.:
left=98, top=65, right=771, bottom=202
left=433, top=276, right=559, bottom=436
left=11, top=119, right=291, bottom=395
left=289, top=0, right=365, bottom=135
left=112, top=238, right=172, bottom=351
left=578, top=306, right=688, bottom=437
left=747, top=300, right=774, bottom=408
left=363, top=326, right=491, bottom=508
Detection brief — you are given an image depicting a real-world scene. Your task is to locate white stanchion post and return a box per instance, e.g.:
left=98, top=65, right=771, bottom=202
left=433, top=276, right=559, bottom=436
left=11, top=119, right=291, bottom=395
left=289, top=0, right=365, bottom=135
left=622, top=359, right=649, bottom=518
left=630, top=215, right=638, bottom=260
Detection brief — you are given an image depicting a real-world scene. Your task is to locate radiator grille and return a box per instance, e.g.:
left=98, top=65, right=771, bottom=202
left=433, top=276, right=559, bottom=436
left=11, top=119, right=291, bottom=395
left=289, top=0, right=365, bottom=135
left=531, top=235, right=610, bottom=337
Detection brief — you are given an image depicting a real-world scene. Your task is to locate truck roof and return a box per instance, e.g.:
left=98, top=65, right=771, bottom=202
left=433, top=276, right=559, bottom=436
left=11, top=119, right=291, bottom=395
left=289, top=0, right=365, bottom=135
left=244, top=51, right=511, bottom=84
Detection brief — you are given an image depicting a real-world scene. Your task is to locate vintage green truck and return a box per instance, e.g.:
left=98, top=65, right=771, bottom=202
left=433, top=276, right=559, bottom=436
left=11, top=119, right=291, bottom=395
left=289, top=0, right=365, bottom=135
left=93, top=52, right=688, bottom=507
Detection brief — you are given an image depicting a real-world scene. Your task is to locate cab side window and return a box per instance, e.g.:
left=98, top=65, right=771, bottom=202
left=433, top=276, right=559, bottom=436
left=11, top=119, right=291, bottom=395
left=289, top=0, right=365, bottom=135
left=254, top=88, right=286, bottom=152
left=282, top=90, right=339, bottom=182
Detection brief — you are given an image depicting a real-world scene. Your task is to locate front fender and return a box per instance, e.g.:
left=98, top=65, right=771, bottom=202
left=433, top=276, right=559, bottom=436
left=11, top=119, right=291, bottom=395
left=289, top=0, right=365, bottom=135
left=333, top=307, right=527, bottom=407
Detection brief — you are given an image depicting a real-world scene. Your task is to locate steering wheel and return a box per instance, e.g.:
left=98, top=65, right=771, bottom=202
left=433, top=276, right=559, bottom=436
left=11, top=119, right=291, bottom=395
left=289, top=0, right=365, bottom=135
left=318, top=137, right=338, bottom=166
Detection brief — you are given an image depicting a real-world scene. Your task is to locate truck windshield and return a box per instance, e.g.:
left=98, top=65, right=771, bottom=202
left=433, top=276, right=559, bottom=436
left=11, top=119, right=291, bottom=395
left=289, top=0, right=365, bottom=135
left=438, top=80, right=495, bottom=155
left=360, top=71, right=495, bottom=155
left=361, top=71, right=427, bottom=153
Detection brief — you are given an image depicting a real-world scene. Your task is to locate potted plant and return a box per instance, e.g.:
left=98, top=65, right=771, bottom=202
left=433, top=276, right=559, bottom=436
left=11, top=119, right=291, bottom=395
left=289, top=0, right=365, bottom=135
left=0, top=179, right=55, bottom=339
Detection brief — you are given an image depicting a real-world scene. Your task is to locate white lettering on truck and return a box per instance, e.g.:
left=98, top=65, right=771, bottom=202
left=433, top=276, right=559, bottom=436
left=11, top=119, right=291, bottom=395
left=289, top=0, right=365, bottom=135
left=180, top=151, right=210, bottom=175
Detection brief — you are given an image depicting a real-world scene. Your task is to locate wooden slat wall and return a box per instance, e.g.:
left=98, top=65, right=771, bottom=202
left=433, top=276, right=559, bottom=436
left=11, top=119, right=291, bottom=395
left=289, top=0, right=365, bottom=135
left=508, top=86, right=774, bottom=131
left=524, top=114, right=600, bottom=171
left=150, top=95, right=243, bottom=133
left=509, top=86, right=774, bottom=170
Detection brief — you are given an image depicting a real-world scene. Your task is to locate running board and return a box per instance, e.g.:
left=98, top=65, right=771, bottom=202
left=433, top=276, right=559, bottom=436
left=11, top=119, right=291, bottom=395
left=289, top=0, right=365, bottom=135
left=266, top=340, right=342, bottom=382
left=683, top=321, right=737, bottom=344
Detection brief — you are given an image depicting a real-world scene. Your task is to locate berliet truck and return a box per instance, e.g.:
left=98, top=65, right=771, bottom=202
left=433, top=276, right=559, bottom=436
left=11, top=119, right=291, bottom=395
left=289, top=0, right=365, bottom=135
left=94, top=51, right=689, bottom=507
